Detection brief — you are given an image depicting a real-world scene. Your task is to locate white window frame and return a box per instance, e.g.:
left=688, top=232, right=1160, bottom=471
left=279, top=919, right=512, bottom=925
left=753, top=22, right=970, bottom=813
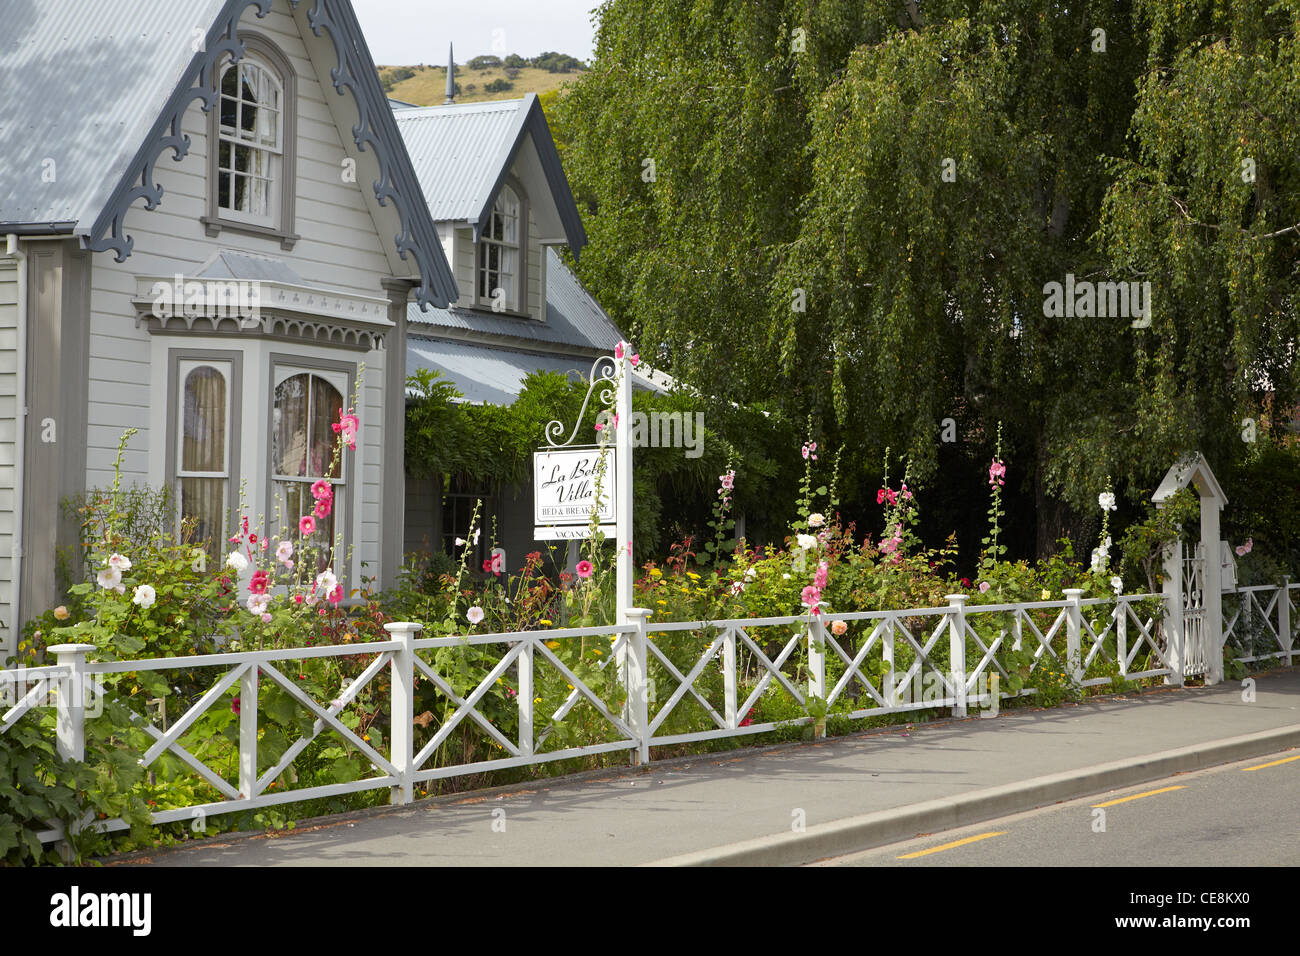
left=477, top=185, right=522, bottom=312
left=216, top=53, right=284, bottom=227
left=175, top=359, right=233, bottom=557
left=270, top=365, right=351, bottom=562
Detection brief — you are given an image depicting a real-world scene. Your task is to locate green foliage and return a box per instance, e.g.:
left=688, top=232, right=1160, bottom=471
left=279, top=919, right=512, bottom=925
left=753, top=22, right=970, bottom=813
left=552, top=0, right=1298, bottom=550
left=1118, top=487, right=1199, bottom=593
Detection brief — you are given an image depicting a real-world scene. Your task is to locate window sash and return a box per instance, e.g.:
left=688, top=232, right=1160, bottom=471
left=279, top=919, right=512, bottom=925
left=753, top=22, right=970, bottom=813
left=175, top=361, right=232, bottom=565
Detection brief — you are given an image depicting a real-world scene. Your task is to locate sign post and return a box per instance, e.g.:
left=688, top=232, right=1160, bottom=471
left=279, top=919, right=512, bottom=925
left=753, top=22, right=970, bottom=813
left=535, top=351, right=634, bottom=625
left=615, top=352, right=632, bottom=627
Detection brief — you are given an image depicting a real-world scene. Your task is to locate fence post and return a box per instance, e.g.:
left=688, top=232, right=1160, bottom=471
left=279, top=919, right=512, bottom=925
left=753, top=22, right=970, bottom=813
left=49, top=643, right=94, bottom=864
left=808, top=614, right=826, bottom=736
left=239, top=664, right=258, bottom=799
left=385, top=621, right=422, bottom=805
left=882, top=618, right=896, bottom=707
left=1063, top=589, right=1084, bottom=684
left=49, top=644, right=95, bottom=762
left=1116, top=599, right=1128, bottom=679
left=1280, top=579, right=1292, bottom=667
left=625, top=608, right=651, bottom=764
left=518, top=634, right=534, bottom=761
left=721, top=625, right=737, bottom=729
left=946, top=595, right=967, bottom=718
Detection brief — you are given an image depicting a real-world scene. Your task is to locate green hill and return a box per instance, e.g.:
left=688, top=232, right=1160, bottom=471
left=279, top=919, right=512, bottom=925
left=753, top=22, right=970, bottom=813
left=380, top=55, right=583, bottom=106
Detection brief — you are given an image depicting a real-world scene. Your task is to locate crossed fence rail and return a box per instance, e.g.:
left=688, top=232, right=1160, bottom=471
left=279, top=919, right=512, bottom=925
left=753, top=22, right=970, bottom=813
left=1222, top=582, right=1299, bottom=666
left=0, top=588, right=1190, bottom=848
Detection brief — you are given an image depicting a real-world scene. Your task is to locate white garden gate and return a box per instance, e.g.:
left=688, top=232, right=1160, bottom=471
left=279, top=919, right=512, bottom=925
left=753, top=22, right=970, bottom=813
left=1181, top=542, right=1208, bottom=677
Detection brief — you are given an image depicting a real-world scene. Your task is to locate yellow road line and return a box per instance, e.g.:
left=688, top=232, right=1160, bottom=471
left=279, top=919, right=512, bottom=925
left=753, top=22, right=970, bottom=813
left=1091, top=785, right=1185, bottom=808
left=897, top=831, right=1006, bottom=859
left=1242, top=754, right=1300, bottom=772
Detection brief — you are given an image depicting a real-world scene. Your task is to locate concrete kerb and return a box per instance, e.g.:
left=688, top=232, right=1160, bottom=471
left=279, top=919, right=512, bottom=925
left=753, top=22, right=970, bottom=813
left=646, top=724, right=1300, bottom=867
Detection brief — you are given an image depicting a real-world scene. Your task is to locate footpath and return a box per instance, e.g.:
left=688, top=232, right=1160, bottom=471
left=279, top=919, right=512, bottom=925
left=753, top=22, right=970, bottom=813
left=112, top=667, right=1300, bottom=867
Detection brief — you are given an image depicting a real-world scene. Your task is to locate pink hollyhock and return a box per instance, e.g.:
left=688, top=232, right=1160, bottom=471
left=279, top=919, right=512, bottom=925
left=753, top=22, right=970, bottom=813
left=248, top=570, right=270, bottom=595
left=814, top=560, right=829, bottom=590
left=989, top=460, right=1006, bottom=487
left=294, top=594, right=305, bottom=604
left=311, top=479, right=333, bottom=500
left=576, top=560, right=594, bottom=579
left=314, top=498, right=332, bottom=519
left=332, top=409, right=360, bottom=450
left=876, top=489, right=887, bottom=504
left=801, top=585, right=822, bottom=614
left=261, top=612, right=273, bottom=623
left=231, top=697, right=240, bottom=715
left=327, top=585, right=344, bottom=606
left=490, top=551, right=506, bottom=575
left=885, top=488, right=898, bottom=506
left=719, top=470, right=735, bottom=491
left=979, top=581, right=991, bottom=593
left=299, top=515, right=316, bottom=536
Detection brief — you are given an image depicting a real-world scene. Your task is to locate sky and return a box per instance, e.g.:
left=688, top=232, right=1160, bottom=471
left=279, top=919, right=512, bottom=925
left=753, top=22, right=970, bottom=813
left=352, top=0, right=603, bottom=65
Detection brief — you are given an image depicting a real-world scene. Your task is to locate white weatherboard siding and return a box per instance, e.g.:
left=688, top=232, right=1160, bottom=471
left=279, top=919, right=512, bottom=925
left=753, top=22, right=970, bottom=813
left=0, top=260, right=16, bottom=657
left=87, top=1, right=399, bottom=588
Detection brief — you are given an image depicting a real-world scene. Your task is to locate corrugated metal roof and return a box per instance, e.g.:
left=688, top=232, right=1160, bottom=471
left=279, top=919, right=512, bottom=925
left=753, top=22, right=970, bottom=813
left=407, top=247, right=623, bottom=351
left=406, top=338, right=593, bottom=406
left=0, top=0, right=227, bottom=228
left=393, top=99, right=528, bottom=225
left=196, top=249, right=305, bottom=284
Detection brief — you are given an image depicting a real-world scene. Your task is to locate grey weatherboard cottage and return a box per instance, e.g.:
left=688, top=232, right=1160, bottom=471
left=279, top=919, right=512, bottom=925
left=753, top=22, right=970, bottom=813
left=0, top=0, right=637, bottom=662
left=0, top=0, right=464, bottom=660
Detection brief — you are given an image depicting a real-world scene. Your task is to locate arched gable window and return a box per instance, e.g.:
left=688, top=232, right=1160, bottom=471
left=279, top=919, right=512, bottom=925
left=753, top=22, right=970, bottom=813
left=477, top=185, right=521, bottom=311
left=205, top=36, right=299, bottom=247
left=218, top=54, right=282, bottom=223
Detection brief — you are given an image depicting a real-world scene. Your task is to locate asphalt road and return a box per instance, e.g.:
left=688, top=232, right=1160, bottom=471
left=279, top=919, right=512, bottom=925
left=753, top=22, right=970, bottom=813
left=816, top=749, right=1300, bottom=867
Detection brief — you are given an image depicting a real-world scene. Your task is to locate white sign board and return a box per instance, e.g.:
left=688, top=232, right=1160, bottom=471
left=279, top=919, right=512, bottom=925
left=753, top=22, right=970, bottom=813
left=533, top=447, right=615, bottom=541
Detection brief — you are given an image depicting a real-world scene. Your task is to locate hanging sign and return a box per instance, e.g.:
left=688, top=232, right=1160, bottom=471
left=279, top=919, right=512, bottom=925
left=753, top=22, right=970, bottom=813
left=533, top=446, right=616, bottom=541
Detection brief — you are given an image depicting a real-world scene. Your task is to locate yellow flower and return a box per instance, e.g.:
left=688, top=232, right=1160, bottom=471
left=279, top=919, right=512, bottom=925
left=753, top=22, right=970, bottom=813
left=609, top=636, right=617, bottom=643
left=593, top=649, right=602, bottom=656
left=649, top=568, right=662, bottom=579
left=656, top=600, right=667, bottom=606
left=496, top=677, right=503, bottom=684
left=534, top=697, right=542, bottom=704
left=545, top=640, right=561, bottom=649
left=566, top=683, right=574, bottom=690
left=363, top=734, right=371, bottom=742
left=687, top=572, right=701, bottom=581
left=1040, top=589, right=1051, bottom=601
left=539, top=619, right=553, bottom=626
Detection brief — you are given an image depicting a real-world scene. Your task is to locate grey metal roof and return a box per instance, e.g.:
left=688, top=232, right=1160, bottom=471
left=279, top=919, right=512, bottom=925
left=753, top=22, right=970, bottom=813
left=407, top=247, right=623, bottom=352
left=394, top=99, right=529, bottom=223
left=406, top=338, right=595, bottom=406
left=394, top=94, right=587, bottom=253
left=196, top=249, right=305, bottom=284
left=0, top=0, right=227, bottom=228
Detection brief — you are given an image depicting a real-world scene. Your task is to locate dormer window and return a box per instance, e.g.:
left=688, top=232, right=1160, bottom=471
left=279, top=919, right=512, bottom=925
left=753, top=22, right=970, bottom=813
left=203, top=36, right=299, bottom=249
left=218, top=56, right=281, bottom=224
left=477, top=185, right=521, bottom=312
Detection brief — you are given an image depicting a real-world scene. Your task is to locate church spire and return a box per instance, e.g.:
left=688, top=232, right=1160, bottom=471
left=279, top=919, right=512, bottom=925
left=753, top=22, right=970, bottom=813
left=444, top=43, right=455, bottom=104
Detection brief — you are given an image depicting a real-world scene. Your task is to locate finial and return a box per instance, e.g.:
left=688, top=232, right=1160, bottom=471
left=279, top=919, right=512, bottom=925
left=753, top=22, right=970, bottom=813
left=445, top=43, right=455, bottom=104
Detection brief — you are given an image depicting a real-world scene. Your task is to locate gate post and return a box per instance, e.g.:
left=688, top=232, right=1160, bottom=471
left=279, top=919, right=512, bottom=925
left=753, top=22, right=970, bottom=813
left=1161, top=542, right=1185, bottom=686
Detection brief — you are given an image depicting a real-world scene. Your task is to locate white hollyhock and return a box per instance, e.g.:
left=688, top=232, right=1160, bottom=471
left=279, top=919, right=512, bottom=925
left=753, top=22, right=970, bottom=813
left=226, top=551, right=249, bottom=572
left=132, top=584, right=157, bottom=609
